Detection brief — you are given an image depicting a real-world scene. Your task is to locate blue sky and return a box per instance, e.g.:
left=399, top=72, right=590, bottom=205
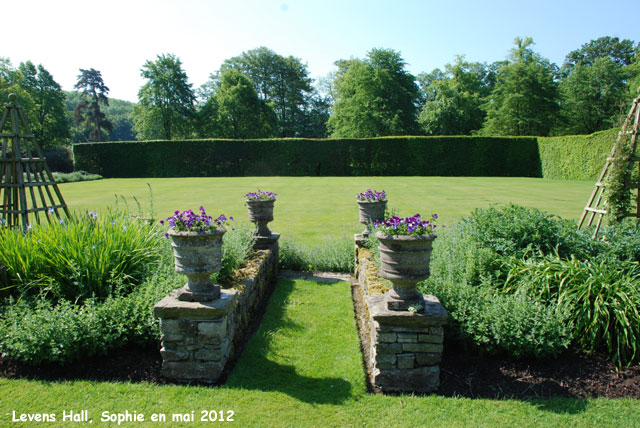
left=4, top=0, right=639, bottom=102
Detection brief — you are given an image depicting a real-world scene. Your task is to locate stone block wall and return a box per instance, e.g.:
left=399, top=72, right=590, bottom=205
left=154, top=242, right=278, bottom=383
left=355, top=240, right=448, bottom=393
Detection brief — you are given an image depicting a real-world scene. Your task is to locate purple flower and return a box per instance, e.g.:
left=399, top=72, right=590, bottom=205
left=357, top=189, right=387, bottom=202
left=245, top=189, right=278, bottom=201
left=376, top=213, right=438, bottom=236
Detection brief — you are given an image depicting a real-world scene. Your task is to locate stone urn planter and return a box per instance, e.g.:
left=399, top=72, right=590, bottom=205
left=376, top=231, right=436, bottom=311
left=246, top=199, right=275, bottom=237
left=168, top=228, right=225, bottom=302
left=357, top=200, right=387, bottom=236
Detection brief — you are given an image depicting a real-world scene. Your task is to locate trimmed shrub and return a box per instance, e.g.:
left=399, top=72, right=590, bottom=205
left=42, top=147, right=74, bottom=173
left=538, top=129, right=616, bottom=180
left=73, top=136, right=541, bottom=178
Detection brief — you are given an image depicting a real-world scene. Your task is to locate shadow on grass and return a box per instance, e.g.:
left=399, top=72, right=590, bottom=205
left=225, top=278, right=353, bottom=405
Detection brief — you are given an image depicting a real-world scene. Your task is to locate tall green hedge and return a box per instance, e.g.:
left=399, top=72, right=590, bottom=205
left=538, top=129, right=616, bottom=180
left=73, top=136, right=541, bottom=178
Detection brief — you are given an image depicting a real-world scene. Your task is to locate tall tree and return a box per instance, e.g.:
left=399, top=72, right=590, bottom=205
left=17, top=61, right=69, bottom=147
left=132, top=53, right=195, bottom=140
left=481, top=38, right=559, bottom=136
left=219, top=47, right=314, bottom=137
left=419, top=57, right=495, bottom=135
left=73, top=68, right=112, bottom=141
left=214, top=69, right=277, bottom=139
left=560, top=36, right=637, bottom=77
left=559, top=57, right=628, bottom=134
left=328, top=48, right=421, bottom=137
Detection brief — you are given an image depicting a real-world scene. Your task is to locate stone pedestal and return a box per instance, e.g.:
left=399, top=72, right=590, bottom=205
left=154, top=239, right=280, bottom=384
left=154, top=289, right=238, bottom=383
left=254, top=232, right=280, bottom=250
left=366, top=291, right=448, bottom=393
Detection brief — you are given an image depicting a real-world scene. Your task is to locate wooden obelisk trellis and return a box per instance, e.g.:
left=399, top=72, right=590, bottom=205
left=578, top=90, right=640, bottom=238
left=0, top=93, right=70, bottom=230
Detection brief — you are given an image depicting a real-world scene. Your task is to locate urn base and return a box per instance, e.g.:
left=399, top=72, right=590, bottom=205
left=386, top=289, right=424, bottom=311
left=175, top=284, right=221, bottom=302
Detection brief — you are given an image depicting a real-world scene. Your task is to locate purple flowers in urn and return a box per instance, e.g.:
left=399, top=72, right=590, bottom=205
left=245, top=189, right=278, bottom=201
left=161, top=206, right=232, bottom=235
left=375, top=214, right=438, bottom=236
left=357, top=189, right=387, bottom=202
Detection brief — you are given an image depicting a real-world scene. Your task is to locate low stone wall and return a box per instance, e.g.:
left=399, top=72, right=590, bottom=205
left=154, top=242, right=279, bottom=383
left=354, top=240, right=447, bottom=393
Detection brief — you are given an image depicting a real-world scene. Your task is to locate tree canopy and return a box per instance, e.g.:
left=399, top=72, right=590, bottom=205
left=132, top=53, right=195, bottom=140
left=481, top=38, right=559, bottom=136
left=328, top=48, right=421, bottom=138
left=73, top=68, right=113, bottom=141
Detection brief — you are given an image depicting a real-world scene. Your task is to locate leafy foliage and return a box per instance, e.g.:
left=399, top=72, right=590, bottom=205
left=73, top=136, right=540, bottom=178
left=279, top=236, right=354, bottom=273
left=481, top=38, right=559, bottom=136
left=73, top=68, right=113, bottom=141
left=425, top=204, right=640, bottom=366
left=16, top=61, right=69, bottom=147
left=133, top=53, right=196, bottom=140
left=329, top=48, right=421, bottom=137
left=0, top=211, right=163, bottom=301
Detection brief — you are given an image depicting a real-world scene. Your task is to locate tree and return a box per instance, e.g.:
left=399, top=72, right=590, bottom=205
left=17, top=61, right=69, bottom=147
left=219, top=47, right=314, bottom=137
left=214, top=69, right=277, bottom=139
left=132, top=54, right=195, bottom=140
left=559, top=57, right=628, bottom=134
left=328, top=48, right=421, bottom=137
left=73, top=68, right=112, bottom=141
left=419, top=57, right=495, bottom=135
left=560, top=36, right=637, bottom=77
left=481, top=38, right=559, bottom=136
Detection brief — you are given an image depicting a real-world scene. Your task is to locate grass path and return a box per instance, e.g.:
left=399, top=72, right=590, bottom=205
left=60, top=177, right=594, bottom=245
left=1, top=278, right=638, bottom=427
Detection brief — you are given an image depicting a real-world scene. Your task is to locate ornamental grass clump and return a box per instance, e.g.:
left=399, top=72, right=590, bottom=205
left=357, top=189, right=387, bottom=202
left=375, top=214, right=437, bottom=236
left=162, top=206, right=232, bottom=234
left=0, top=210, right=163, bottom=301
left=244, top=189, right=278, bottom=201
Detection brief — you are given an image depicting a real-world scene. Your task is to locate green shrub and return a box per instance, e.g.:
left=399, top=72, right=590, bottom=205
left=0, top=211, right=163, bottom=301
left=0, top=225, right=255, bottom=365
left=52, top=170, right=103, bottom=183
left=279, top=236, right=354, bottom=273
left=73, top=136, right=541, bottom=178
left=538, top=129, right=616, bottom=180
left=499, top=254, right=640, bottom=366
left=213, top=223, right=256, bottom=282
left=425, top=204, right=640, bottom=365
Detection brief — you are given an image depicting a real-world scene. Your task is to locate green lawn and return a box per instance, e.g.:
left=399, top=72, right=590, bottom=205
left=2, top=278, right=638, bottom=428
left=59, top=176, right=594, bottom=245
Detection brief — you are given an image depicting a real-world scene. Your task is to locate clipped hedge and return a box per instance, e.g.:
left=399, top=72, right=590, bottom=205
left=73, top=136, right=541, bottom=178
left=538, top=129, right=616, bottom=180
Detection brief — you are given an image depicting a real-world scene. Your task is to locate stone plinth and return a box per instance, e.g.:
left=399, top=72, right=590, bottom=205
left=356, top=239, right=448, bottom=393
left=154, top=240, right=279, bottom=384
left=254, top=233, right=280, bottom=250
left=154, top=289, right=238, bottom=383
left=366, top=293, right=447, bottom=393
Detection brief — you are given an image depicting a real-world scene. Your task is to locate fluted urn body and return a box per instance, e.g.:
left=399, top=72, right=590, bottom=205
left=357, top=200, right=387, bottom=236
left=168, top=228, right=225, bottom=301
left=246, top=199, right=275, bottom=237
left=376, top=231, right=436, bottom=311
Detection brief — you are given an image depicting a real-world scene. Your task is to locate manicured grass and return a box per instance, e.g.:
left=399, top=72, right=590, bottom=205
left=1, top=279, right=638, bottom=427
left=59, top=177, right=594, bottom=245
